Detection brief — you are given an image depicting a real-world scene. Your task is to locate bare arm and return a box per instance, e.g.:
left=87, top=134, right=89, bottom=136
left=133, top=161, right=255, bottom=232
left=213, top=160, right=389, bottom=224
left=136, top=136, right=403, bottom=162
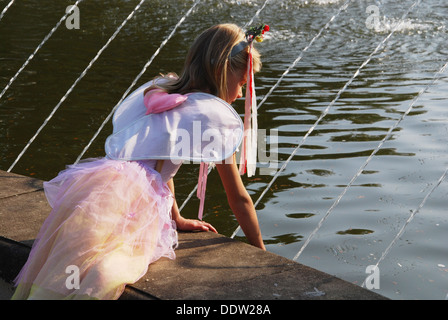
left=215, top=155, right=266, bottom=250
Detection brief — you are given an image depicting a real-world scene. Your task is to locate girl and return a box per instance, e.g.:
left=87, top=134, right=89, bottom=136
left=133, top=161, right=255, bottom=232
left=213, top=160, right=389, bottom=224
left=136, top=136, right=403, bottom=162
left=12, top=23, right=266, bottom=300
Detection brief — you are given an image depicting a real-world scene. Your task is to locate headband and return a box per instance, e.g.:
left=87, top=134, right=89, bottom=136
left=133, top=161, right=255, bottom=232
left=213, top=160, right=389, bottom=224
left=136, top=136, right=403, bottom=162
left=230, top=24, right=270, bottom=58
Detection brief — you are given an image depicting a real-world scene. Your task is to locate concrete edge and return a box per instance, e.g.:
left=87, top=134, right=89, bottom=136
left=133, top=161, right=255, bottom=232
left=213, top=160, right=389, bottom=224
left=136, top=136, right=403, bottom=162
left=0, top=169, right=388, bottom=300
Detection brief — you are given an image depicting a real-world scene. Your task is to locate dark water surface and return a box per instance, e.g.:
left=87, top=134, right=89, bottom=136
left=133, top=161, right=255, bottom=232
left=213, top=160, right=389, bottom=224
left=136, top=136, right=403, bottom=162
left=1, top=0, right=447, bottom=299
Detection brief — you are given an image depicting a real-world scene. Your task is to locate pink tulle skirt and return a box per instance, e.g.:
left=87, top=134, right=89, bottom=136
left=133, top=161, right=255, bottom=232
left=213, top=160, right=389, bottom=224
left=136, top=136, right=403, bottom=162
left=12, top=158, right=178, bottom=300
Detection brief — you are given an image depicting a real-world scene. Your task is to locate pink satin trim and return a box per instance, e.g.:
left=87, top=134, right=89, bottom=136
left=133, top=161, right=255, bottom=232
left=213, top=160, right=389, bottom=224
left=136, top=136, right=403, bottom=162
left=144, top=89, right=188, bottom=115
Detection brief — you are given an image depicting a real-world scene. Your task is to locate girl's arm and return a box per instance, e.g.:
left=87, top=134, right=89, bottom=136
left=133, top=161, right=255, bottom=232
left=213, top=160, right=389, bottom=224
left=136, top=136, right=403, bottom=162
left=215, top=154, right=266, bottom=250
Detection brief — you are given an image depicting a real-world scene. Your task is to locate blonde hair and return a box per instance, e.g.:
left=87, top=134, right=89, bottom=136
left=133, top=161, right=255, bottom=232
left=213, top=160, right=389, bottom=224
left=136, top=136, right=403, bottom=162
left=145, top=23, right=261, bottom=101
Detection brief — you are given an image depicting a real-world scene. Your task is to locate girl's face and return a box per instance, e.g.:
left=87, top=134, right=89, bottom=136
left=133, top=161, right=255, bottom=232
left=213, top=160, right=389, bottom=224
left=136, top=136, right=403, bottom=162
left=225, top=69, right=247, bottom=104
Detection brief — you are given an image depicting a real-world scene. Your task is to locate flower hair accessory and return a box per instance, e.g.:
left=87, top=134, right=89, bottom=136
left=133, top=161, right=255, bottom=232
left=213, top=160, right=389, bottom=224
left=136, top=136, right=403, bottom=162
left=230, top=24, right=269, bottom=57
left=246, top=23, right=270, bottom=42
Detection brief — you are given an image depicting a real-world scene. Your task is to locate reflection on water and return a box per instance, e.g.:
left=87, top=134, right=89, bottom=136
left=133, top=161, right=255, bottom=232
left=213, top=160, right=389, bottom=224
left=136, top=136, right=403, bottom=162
left=1, top=0, right=447, bottom=299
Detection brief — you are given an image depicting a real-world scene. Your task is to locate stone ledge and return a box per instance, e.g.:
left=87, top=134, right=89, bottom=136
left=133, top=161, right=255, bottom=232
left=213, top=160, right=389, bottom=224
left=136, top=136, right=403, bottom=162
left=0, top=170, right=387, bottom=300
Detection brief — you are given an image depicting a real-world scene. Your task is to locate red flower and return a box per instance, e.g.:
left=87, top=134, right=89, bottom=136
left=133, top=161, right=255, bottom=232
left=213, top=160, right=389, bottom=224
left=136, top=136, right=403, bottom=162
left=264, top=25, right=270, bottom=32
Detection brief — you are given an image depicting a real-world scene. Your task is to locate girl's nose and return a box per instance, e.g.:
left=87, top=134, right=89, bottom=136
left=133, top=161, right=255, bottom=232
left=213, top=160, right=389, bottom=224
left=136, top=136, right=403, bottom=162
left=237, top=87, right=243, bottom=99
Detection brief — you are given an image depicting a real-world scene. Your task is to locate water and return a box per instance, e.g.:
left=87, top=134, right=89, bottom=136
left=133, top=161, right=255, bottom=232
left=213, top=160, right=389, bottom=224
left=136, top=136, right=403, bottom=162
left=0, top=0, right=447, bottom=300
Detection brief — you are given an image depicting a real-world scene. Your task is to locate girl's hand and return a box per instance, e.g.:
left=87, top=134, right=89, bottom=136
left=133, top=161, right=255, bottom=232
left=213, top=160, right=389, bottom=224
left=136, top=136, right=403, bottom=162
left=163, top=176, right=217, bottom=234
left=175, top=216, right=218, bottom=233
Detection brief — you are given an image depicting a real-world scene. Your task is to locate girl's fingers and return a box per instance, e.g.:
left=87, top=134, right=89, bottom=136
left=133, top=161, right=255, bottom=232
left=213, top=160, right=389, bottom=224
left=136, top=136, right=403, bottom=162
left=200, top=221, right=217, bottom=233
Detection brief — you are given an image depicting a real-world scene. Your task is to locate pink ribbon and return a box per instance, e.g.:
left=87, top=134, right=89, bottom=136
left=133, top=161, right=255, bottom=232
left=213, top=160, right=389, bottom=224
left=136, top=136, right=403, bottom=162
left=197, top=162, right=209, bottom=220
left=239, top=43, right=257, bottom=177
